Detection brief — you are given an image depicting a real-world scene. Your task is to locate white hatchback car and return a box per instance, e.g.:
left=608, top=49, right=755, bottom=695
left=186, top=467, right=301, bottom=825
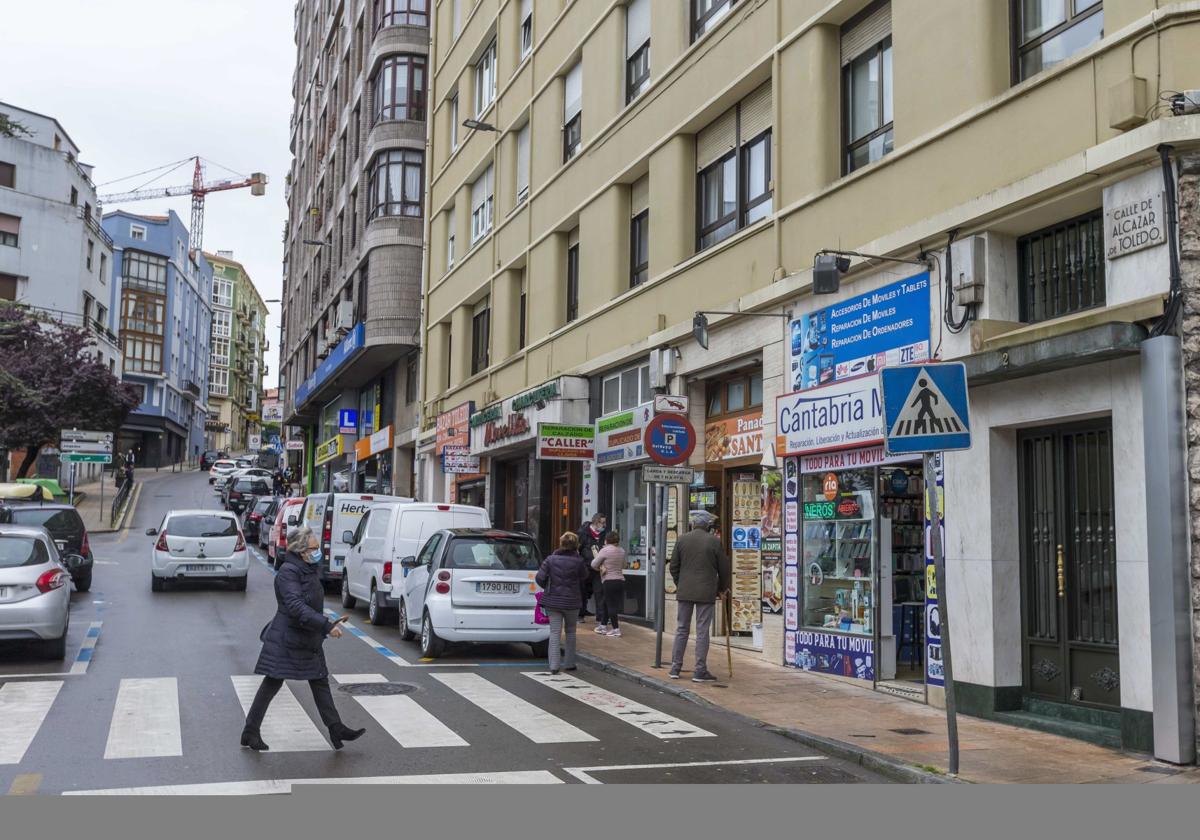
left=208, top=460, right=237, bottom=485
left=397, top=528, right=549, bottom=659
left=147, top=510, right=249, bottom=591
left=0, top=524, right=73, bottom=659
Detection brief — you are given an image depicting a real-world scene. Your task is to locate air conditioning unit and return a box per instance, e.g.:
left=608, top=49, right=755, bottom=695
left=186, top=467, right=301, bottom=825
left=951, top=235, right=988, bottom=307
left=325, top=330, right=339, bottom=349
left=336, top=300, right=354, bottom=333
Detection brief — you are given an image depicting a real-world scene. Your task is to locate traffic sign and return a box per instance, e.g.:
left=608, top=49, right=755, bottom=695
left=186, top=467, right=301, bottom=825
left=60, top=429, right=113, bottom=455
left=643, top=413, right=696, bottom=466
left=653, top=394, right=690, bottom=415
left=62, top=453, right=112, bottom=464
left=641, top=465, right=694, bottom=484
left=880, top=362, right=971, bottom=455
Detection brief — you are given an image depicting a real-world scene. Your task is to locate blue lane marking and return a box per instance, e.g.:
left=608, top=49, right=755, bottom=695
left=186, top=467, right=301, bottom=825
left=86, top=626, right=100, bottom=638
left=374, top=645, right=399, bottom=657
left=76, top=649, right=93, bottom=662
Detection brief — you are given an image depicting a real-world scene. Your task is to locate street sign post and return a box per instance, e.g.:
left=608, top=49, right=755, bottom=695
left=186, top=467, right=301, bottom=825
left=641, top=465, right=694, bottom=484
left=61, top=454, right=112, bottom=463
left=880, top=362, right=972, bottom=776
left=60, top=430, right=114, bottom=504
left=643, top=414, right=697, bottom=466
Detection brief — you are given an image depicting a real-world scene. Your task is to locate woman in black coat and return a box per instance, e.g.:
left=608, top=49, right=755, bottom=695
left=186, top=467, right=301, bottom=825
left=240, top=525, right=366, bottom=751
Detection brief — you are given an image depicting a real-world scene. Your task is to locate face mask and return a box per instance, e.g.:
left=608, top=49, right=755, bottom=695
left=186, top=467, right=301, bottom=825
left=307, top=548, right=323, bottom=565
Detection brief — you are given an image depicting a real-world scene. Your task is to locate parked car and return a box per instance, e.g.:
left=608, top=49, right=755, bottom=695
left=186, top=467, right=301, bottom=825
left=199, top=450, right=226, bottom=471
left=298, top=491, right=412, bottom=586
left=146, top=510, right=248, bottom=591
left=0, top=524, right=75, bottom=658
left=215, top=466, right=273, bottom=493
left=208, top=460, right=237, bottom=485
left=0, top=503, right=94, bottom=591
left=397, top=528, right=548, bottom=659
left=268, top=497, right=305, bottom=565
left=235, top=457, right=255, bottom=469
left=342, top=503, right=491, bottom=626
left=224, top=477, right=271, bottom=514
left=244, top=496, right=280, bottom=545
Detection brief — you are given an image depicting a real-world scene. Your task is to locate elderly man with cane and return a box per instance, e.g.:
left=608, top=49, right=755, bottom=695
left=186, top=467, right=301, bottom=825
left=668, top=511, right=730, bottom=683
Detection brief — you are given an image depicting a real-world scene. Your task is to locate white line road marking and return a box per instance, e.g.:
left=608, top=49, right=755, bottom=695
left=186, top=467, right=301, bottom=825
left=230, top=676, right=330, bottom=752
left=563, top=757, right=826, bottom=784
left=433, top=672, right=597, bottom=744
left=66, top=770, right=563, bottom=795
left=350, top=693, right=469, bottom=748
left=104, top=678, right=182, bottom=759
left=524, top=672, right=715, bottom=739
left=330, top=674, right=388, bottom=684
left=68, top=620, right=103, bottom=675
left=0, top=681, right=63, bottom=764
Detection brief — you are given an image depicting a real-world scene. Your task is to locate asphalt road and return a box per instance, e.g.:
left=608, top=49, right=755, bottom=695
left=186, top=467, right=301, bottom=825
left=0, top=471, right=888, bottom=793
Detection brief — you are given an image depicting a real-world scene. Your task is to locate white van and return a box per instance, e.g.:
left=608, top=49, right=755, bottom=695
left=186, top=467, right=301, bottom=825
left=340, top=502, right=491, bottom=625
left=297, top=492, right=412, bottom=586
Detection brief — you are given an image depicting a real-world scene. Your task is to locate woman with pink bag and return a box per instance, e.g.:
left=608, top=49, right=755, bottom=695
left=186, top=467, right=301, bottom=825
left=534, top=532, right=589, bottom=674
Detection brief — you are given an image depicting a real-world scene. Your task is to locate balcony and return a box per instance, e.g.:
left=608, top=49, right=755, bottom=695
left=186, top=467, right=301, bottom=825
left=78, top=206, right=113, bottom=250
left=184, top=380, right=202, bottom=397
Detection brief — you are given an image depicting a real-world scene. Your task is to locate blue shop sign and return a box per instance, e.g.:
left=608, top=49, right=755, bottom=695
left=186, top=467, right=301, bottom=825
left=295, top=322, right=365, bottom=408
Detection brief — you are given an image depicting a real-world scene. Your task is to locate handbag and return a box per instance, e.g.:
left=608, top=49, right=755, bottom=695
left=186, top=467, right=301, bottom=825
left=533, top=591, right=550, bottom=626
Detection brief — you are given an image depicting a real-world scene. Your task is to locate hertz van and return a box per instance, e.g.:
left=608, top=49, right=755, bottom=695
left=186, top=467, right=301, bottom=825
left=297, top=491, right=412, bottom=586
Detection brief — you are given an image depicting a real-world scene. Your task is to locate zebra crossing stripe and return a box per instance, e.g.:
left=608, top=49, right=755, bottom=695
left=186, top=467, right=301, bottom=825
left=523, top=672, right=714, bottom=739
left=65, top=770, right=563, bottom=795
left=349, top=693, right=469, bottom=748
left=433, top=672, right=597, bottom=744
left=0, top=681, right=62, bottom=764
left=104, top=678, right=182, bottom=759
left=230, top=676, right=331, bottom=751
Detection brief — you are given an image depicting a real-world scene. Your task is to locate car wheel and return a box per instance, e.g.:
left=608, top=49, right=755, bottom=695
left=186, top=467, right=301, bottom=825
left=232, top=576, right=248, bottom=592
left=420, top=612, right=445, bottom=659
left=398, top=598, right=416, bottom=641
left=530, top=640, right=550, bottom=658
left=74, top=569, right=92, bottom=593
left=368, top=584, right=396, bottom=625
left=151, top=574, right=164, bottom=592
left=341, top=574, right=357, bottom=609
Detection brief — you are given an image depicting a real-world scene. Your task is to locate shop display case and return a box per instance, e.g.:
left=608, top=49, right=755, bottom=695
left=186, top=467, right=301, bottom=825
left=800, top=468, right=875, bottom=635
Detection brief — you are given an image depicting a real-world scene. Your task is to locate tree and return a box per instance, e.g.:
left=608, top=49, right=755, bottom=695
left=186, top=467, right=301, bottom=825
left=0, top=304, right=141, bottom=478
left=0, top=114, right=32, bottom=139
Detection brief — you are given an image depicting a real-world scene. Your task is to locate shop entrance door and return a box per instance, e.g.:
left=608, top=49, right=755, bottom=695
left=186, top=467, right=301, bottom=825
left=1018, top=422, right=1120, bottom=709
left=548, top=463, right=579, bottom=549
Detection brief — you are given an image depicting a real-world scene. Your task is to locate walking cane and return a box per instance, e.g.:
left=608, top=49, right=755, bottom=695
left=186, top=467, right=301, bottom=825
left=724, top=593, right=733, bottom=679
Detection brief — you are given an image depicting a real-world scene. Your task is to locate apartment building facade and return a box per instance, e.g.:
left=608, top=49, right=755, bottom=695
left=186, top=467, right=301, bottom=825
left=279, top=0, right=427, bottom=497
left=102, top=209, right=212, bottom=467
left=420, top=0, right=1200, bottom=759
left=205, top=251, right=270, bottom=453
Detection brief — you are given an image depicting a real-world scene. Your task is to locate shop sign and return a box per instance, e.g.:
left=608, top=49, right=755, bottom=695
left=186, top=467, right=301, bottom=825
left=354, top=425, right=393, bottom=461
left=470, top=404, right=504, bottom=429
left=643, top=414, right=697, bottom=466
left=338, top=409, right=358, bottom=435
left=793, top=630, right=874, bottom=682
left=286, top=440, right=305, bottom=451
left=1105, top=193, right=1164, bottom=259
left=295, top=322, right=365, bottom=408
left=731, top=526, right=761, bottom=550
left=512, top=381, right=560, bottom=412
left=594, top=403, right=654, bottom=467
left=262, top=400, right=284, bottom=423
left=797, top=444, right=910, bottom=473
left=925, top=453, right=946, bottom=687
left=443, top=445, right=481, bottom=474
left=653, top=394, right=690, bottom=415
left=470, top=377, right=589, bottom=454
left=703, top=410, right=763, bottom=463
left=777, top=375, right=884, bottom=456
left=537, top=423, right=594, bottom=460
left=788, top=272, right=930, bottom=391
left=642, top=464, right=694, bottom=484
left=483, top=413, right=531, bottom=447
left=314, top=435, right=344, bottom=466
left=437, top=401, right=474, bottom=454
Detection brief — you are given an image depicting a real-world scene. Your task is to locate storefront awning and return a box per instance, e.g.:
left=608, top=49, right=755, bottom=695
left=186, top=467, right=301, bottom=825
left=963, top=322, right=1147, bottom=386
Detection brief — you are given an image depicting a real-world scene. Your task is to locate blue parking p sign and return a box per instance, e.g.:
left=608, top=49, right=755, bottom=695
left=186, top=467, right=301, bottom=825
left=880, top=362, right=971, bottom=455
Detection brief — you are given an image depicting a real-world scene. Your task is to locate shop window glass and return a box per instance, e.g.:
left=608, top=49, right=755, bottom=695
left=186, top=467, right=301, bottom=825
left=602, top=375, right=620, bottom=414
left=707, top=383, right=722, bottom=416
left=727, top=379, right=745, bottom=412
left=800, top=468, right=875, bottom=635
left=749, top=372, right=762, bottom=407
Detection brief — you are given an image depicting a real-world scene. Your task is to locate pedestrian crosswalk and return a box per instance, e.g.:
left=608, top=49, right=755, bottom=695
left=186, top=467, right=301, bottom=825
left=0, top=669, right=714, bottom=766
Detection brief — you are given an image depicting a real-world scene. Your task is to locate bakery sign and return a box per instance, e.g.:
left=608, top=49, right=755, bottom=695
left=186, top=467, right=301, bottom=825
left=1105, top=193, right=1164, bottom=259
left=704, top=409, right=763, bottom=464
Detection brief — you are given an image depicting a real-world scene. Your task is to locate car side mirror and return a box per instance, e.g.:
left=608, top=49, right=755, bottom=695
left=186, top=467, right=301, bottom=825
left=62, top=553, right=85, bottom=566
left=342, top=530, right=355, bottom=545
left=400, top=556, right=419, bottom=569
left=287, top=516, right=298, bottom=526
left=146, top=528, right=158, bottom=536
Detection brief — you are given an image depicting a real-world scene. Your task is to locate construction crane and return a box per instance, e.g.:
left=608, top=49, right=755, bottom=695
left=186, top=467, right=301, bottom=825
left=99, top=156, right=267, bottom=251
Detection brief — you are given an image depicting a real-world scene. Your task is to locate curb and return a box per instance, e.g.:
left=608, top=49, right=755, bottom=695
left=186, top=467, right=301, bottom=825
left=576, top=650, right=963, bottom=785
left=108, top=481, right=141, bottom=533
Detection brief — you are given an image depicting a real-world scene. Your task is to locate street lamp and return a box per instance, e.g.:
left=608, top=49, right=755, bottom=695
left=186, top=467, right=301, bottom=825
left=462, top=119, right=498, bottom=132
left=302, top=239, right=329, bottom=247
left=812, top=249, right=930, bottom=295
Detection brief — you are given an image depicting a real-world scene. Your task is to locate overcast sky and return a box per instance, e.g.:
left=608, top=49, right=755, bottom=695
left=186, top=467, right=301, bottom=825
left=2, top=0, right=294, bottom=383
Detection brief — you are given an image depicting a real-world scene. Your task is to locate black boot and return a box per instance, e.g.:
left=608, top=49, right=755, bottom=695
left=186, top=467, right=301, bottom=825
left=328, top=722, right=366, bottom=750
left=240, top=727, right=270, bottom=751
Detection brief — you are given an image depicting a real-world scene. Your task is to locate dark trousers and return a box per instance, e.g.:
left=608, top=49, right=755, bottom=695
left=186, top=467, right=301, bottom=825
left=582, top=571, right=607, bottom=623
left=602, top=579, right=624, bottom=629
left=244, top=676, right=341, bottom=733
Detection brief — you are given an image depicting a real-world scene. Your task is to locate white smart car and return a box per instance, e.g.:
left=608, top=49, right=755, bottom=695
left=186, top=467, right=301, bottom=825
left=147, top=510, right=249, bottom=591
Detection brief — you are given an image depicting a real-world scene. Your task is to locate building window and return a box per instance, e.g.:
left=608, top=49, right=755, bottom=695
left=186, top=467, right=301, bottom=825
left=212, top=309, right=232, bottom=338
left=470, top=164, right=494, bottom=243
left=99, top=254, right=107, bottom=285
left=86, top=240, right=95, bottom=271
left=696, top=83, right=773, bottom=251
left=130, top=223, right=147, bottom=241
left=83, top=293, right=94, bottom=327
left=565, top=232, right=580, bottom=323
left=515, top=121, right=530, bottom=203
left=96, top=303, right=108, bottom=328
left=1014, top=0, right=1103, bottom=81
left=0, top=213, right=19, bottom=248
left=213, top=278, right=233, bottom=308
left=630, top=210, right=649, bottom=288
left=70, top=186, right=78, bottom=205
left=471, top=304, right=490, bottom=375
left=692, top=0, right=734, bottom=42
left=373, top=0, right=429, bottom=32
left=372, top=54, right=427, bottom=123
left=706, top=369, right=763, bottom=418
left=563, top=62, right=582, bottom=162
left=368, top=149, right=424, bottom=219
left=350, top=188, right=359, bottom=245
left=602, top=362, right=652, bottom=413
left=518, top=288, right=527, bottom=349
left=474, top=41, right=497, bottom=117
left=209, top=367, right=229, bottom=396
left=520, top=0, right=533, bottom=58
left=211, top=337, right=231, bottom=367
left=0, top=272, right=18, bottom=301
left=843, top=4, right=893, bottom=173
left=0, top=161, right=14, bottom=189
left=626, top=0, right=651, bottom=103
left=1018, top=210, right=1105, bottom=323
left=120, top=291, right=165, bottom=374
left=452, top=0, right=463, bottom=37
left=446, top=207, right=456, bottom=268
left=122, top=250, right=168, bottom=293
left=449, top=95, right=459, bottom=149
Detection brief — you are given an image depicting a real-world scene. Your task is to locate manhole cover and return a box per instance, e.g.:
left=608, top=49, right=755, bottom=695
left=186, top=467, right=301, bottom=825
left=337, top=682, right=418, bottom=696
left=889, top=728, right=931, bottom=735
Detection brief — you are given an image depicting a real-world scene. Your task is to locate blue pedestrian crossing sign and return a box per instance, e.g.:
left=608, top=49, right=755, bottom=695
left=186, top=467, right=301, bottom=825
left=880, top=362, right=972, bottom=455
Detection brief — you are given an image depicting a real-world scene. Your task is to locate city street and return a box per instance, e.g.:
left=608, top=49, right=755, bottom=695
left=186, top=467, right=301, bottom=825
left=0, top=470, right=886, bottom=793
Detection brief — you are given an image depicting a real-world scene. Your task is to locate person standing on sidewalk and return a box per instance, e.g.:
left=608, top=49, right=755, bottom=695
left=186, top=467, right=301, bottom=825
left=590, top=531, right=627, bottom=636
left=535, top=531, right=589, bottom=675
left=668, top=511, right=730, bottom=683
left=576, top=513, right=607, bottom=623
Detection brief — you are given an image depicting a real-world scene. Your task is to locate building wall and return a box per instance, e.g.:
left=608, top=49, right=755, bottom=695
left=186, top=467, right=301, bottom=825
left=205, top=252, right=268, bottom=452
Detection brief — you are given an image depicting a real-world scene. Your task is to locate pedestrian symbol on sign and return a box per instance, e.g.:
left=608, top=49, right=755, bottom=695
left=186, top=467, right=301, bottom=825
left=890, top=375, right=965, bottom=437
left=880, top=363, right=971, bottom=455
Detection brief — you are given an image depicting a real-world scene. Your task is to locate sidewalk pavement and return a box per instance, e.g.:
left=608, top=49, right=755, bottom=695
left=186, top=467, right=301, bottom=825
left=575, top=620, right=1200, bottom=784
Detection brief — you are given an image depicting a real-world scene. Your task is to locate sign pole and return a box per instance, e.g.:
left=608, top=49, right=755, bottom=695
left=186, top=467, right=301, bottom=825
left=650, top=483, right=664, bottom=668
left=99, top=466, right=105, bottom=530
left=68, top=462, right=76, bottom=506
left=655, top=483, right=669, bottom=668
left=925, top=451, right=959, bottom=775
